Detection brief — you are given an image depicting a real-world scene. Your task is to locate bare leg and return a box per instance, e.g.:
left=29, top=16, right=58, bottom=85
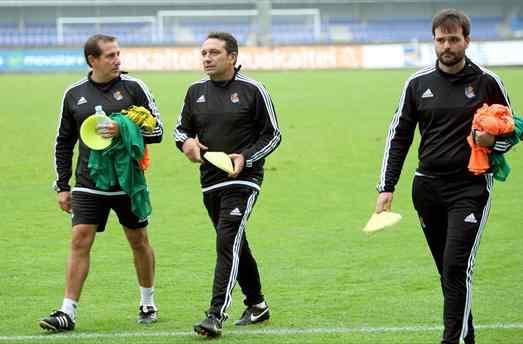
left=64, top=224, right=97, bottom=301
left=124, top=227, right=155, bottom=288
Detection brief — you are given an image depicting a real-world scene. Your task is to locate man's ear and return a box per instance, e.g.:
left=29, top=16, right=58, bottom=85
left=230, top=52, right=238, bottom=65
left=87, top=55, right=96, bottom=67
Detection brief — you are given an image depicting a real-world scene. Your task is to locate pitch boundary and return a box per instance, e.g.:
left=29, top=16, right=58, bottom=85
left=1, top=323, right=522, bottom=341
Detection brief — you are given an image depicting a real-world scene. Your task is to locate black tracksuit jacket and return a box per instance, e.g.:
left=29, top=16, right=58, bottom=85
left=54, top=72, right=163, bottom=192
left=378, top=58, right=511, bottom=192
left=174, top=70, right=282, bottom=192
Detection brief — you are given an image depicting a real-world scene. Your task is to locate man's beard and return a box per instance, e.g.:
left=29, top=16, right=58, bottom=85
left=437, top=50, right=464, bottom=67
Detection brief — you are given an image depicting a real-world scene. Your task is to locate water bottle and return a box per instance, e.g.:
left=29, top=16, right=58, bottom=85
left=94, top=105, right=105, bottom=116
left=94, top=105, right=111, bottom=136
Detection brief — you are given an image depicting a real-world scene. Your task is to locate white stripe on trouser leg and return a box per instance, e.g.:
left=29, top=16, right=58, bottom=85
left=460, top=174, right=493, bottom=341
left=219, top=191, right=258, bottom=318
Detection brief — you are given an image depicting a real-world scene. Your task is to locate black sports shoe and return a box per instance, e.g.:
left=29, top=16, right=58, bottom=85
left=235, top=305, right=270, bottom=326
left=138, top=305, right=158, bottom=324
left=39, top=310, right=75, bottom=332
left=193, top=312, right=225, bottom=337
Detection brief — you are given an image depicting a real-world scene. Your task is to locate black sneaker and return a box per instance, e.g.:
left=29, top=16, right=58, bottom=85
left=193, top=312, right=225, bottom=337
left=138, top=305, right=158, bottom=324
left=39, top=310, right=75, bottom=332
left=235, top=305, right=270, bottom=326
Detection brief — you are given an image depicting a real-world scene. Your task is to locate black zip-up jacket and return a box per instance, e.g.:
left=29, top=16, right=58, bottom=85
left=174, top=70, right=281, bottom=192
left=54, top=72, right=163, bottom=193
left=378, top=58, right=511, bottom=192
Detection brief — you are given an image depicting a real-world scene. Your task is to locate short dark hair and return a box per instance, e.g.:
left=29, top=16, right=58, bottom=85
left=207, top=32, right=238, bottom=55
left=432, top=9, right=470, bottom=38
left=84, top=34, right=117, bottom=67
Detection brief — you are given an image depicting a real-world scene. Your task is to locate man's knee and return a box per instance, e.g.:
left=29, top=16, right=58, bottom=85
left=125, top=228, right=150, bottom=251
left=70, top=225, right=96, bottom=252
left=442, top=261, right=469, bottom=288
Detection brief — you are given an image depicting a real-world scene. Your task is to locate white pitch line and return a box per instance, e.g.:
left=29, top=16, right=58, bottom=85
left=1, top=323, right=522, bottom=341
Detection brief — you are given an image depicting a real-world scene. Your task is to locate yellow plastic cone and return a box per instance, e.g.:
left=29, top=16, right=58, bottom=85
left=80, top=114, right=112, bottom=150
left=363, top=211, right=402, bottom=234
left=203, top=152, right=234, bottom=174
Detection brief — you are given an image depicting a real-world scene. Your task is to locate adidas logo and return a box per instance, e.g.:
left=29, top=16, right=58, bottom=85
left=196, top=94, right=206, bottom=103
left=422, top=88, right=434, bottom=98
left=77, top=96, right=87, bottom=105
left=464, top=213, right=477, bottom=224
left=230, top=208, right=242, bottom=216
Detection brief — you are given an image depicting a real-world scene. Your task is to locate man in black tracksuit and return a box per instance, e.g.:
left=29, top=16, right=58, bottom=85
left=375, top=10, right=513, bottom=344
left=174, top=32, right=281, bottom=337
left=40, top=34, right=163, bottom=332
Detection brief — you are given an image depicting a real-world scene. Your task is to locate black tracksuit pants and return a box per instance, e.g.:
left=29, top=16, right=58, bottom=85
left=412, top=173, right=493, bottom=344
left=203, top=187, right=264, bottom=318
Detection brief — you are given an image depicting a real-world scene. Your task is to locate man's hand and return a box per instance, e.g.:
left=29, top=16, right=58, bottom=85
left=474, top=130, right=514, bottom=153
left=473, top=130, right=495, bottom=147
left=58, top=191, right=72, bottom=213
left=182, top=138, right=208, bottom=163
left=96, top=120, right=120, bottom=138
left=228, top=153, right=245, bottom=178
left=375, top=192, right=393, bottom=213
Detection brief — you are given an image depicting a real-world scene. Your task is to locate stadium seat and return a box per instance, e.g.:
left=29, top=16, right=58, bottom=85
left=0, top=15, right=510, bottom=46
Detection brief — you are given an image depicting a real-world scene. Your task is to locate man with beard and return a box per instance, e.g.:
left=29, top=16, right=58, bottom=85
left=375, top=9, right=512, bottom=344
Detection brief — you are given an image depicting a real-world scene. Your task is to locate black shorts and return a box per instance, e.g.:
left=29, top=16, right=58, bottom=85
left=71, top=190, right=148, bottom=232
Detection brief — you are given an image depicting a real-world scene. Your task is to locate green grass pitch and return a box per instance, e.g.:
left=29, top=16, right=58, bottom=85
left=0, top=68, right=522, bottom=343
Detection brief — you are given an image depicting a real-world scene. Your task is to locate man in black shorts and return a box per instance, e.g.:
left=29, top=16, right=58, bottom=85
left=39, top=34, right=163, bottom=332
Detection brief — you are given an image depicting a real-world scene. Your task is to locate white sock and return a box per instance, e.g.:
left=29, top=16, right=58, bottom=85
left=59, top=298, right=78, bottom=320
left=140, top=286, right=155, bottom=307
left=254, top=301, right=267, bottom=308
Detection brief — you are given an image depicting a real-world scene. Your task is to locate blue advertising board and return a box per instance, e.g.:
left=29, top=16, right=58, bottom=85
left=0, top=50, right=87, bottom=72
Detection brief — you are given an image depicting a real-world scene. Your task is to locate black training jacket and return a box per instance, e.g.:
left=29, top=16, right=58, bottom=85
left=377, top=58, right=510, bottom=193
left=54, top=72, right=163, bottom=193
left=174, top=71, right=281, bottom=192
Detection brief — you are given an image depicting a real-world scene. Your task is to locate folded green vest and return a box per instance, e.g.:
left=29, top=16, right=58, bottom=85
left=88, top=113, right=151, bottom=219
left=491, top=114, right=523, bottom=182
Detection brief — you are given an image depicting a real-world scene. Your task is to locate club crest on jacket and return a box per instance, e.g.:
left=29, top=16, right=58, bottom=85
left=465, top=85, right=475, bottom=99
left=230, top=93, right=240, bottom=103
left=113, top=90, right=123, bottom=101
